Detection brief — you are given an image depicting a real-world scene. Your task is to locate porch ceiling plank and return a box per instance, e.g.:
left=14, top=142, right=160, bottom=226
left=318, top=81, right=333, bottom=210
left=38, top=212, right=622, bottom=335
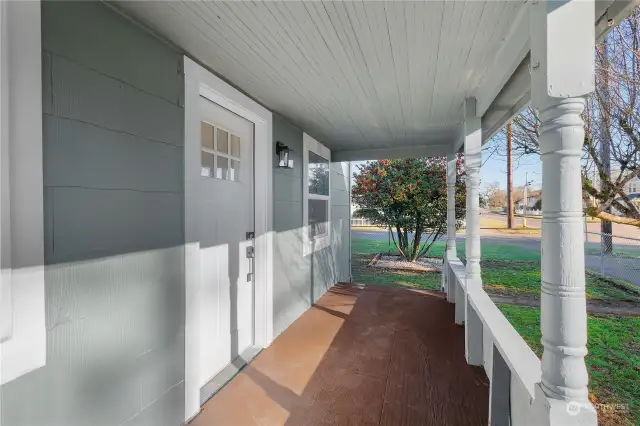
left=301, top=1, right=379, bottom=143
left=440, top=1, right=486, bottom=119
left=418, top=2, right=445, bottom=130
left=386, top=2, right=412, bottom=142
left=115, top=0, right=529, bottom=152
left=360, top=2, right=406, bottom=145
left=191, top=1, right=339, bottom=134
left=447, top=1, right=512, bottom=119
left=430, top=1, right=464, bottom=123
left=224, top=2, right=337, bottom=125
left=277, top=1, right=372, bottom=142
left=256, top=1, right=351, bottom=138
left=474, top=2, right=530, bottom=118
left=206, top=1, right=340, bottom=138
left=340, top=0, right=400, bottom=146
left=327, top=1, right=395, bottom=143
left=465, top=1, right=523, bottom=102
left=116, top=0, right=268, bottom=100
left=147, top=0, right=316, bottom=129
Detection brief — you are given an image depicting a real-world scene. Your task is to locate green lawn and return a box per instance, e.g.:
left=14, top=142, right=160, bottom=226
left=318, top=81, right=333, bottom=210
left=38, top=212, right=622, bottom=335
left=351, top=238, right=640, bottom=304
left=499, top=305, right=640, bottom=426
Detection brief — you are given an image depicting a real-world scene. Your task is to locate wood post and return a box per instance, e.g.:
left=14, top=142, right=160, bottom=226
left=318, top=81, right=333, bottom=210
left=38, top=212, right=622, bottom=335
left=446, top=152, right=457, bottom=256
left=464, top=98, right=482, bottom=284
left=445, top=152, right=458, bottom=300
left=463, top=98, right=483, bottom=364
left=530, top=1, right=597, bottom=423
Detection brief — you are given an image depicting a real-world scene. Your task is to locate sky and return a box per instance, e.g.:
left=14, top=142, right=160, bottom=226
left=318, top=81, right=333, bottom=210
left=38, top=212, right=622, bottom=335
left=480, top=143, right=542, bottom=192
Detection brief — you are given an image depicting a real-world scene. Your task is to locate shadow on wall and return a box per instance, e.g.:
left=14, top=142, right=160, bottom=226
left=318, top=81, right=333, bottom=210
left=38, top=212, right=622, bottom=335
left=1, top=243, right=187, bottom=426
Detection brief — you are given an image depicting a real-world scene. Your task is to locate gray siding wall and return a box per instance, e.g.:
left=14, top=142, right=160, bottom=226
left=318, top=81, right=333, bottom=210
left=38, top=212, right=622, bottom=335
left=272, top=116, right=350, bottom=337
left=1, top=3, right=185, bottom=426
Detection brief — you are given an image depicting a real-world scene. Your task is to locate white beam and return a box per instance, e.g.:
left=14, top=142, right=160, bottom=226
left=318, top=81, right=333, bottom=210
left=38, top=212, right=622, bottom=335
left=331, top=143, right=450, bottom=162
left=530, top=1, right=597, bottom=424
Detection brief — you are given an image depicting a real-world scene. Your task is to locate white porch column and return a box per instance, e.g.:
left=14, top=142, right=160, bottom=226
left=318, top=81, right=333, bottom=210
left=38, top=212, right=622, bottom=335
left=463, top=98, right=483, bottom=365
left=446, top=152, right=458, bottom=256
left=464, top=99, right=482, bottom=283
left=445, top=152, right=457, bottom=302
left=531, top=1, right=597, bottom=423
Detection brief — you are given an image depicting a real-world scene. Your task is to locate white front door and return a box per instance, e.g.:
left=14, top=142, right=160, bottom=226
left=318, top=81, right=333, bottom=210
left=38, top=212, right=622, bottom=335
left=197, top=96, right=255, bottom=386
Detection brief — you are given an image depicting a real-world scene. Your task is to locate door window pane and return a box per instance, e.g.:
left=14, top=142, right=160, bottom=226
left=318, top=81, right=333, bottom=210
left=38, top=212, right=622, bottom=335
left=308, top=199, right=328, bottom=239
left=308, top=151, right=329, bottom=196
left=216, top=156, right=229, bottom=180
left=230, top=134, right=241, bottom=157
left=217, top=128, right=229, bottom=154
left=230, top=159, right=241, bottom=182
left=201, top=152, right=214, bottom=177
left=201, top=122, right=214, bottom=150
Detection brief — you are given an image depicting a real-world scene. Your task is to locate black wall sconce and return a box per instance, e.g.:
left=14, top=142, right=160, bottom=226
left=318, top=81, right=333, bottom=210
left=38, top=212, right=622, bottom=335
left=276, top=141, right=294, bottom=169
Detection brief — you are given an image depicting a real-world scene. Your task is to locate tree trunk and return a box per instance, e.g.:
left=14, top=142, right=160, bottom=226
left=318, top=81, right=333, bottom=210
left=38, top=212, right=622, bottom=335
left=411, top=216, right=423, bottom=261
left=599, top=36, right=614, bottom=254
left=394, top=224, right=408, bottom=260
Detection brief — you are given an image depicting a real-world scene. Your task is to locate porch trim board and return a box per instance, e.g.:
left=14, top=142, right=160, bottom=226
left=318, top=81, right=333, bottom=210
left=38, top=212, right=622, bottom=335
left=183, top=56, right=274, bottom=423
left=0, top=0, right=46, bottom=387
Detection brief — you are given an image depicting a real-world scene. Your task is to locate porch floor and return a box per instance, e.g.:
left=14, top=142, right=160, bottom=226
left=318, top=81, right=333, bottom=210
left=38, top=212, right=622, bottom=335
left=191, top=284, right=489, bottom=426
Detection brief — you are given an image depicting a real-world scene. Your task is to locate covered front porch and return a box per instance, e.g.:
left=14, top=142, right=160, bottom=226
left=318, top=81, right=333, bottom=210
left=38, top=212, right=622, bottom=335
left=1, top=1, right=635, bottom=425
left=192, top=283, right=489, bottom=426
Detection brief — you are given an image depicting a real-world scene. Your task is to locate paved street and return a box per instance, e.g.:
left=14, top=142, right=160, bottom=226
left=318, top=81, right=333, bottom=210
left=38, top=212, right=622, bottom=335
left=483, top=211, right=640, bottom=242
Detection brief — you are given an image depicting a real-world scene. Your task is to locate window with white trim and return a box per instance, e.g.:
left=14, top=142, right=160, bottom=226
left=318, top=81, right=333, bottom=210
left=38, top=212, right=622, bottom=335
left=303, top=133, right=331, bottom=255
left=200, top=121, right=241, bottom=182
left=628, top=181, right=638, bottom=194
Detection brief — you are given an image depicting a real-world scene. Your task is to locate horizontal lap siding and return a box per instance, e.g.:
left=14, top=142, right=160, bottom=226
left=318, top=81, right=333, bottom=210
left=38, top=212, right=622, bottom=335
left=272, top=116, right=351, bottom=338
left=1, top=3, right=186, bottom=426
left=272, top=116, right=308, bottom=337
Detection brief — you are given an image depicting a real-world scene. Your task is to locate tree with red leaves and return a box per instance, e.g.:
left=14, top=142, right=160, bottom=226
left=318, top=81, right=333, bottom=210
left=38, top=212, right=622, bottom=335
left=352, top=157, right=466, bottom=262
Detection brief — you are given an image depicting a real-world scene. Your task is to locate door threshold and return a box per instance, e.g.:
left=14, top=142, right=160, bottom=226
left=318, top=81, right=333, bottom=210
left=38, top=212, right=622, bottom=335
left=200, top=345, right=262, bottom=406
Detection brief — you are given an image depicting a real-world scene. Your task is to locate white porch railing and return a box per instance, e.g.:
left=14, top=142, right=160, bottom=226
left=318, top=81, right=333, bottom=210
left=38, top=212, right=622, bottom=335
left=443, top=253, right=544, bottom=425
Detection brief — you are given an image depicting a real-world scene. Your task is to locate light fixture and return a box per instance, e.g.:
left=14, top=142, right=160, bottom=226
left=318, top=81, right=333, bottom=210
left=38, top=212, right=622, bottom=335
left=276, top=141, right=294, bottom=169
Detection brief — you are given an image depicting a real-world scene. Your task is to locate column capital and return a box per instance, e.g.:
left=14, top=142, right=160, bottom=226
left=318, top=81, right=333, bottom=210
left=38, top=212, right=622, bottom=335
left=530, top=0, right=595, bottom=109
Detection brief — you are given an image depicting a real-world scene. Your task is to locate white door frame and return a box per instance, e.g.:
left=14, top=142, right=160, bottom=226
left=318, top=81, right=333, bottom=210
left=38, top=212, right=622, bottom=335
left=183, top=56, right=274, bottom=422
left=0, top=0, right=46, bottom=387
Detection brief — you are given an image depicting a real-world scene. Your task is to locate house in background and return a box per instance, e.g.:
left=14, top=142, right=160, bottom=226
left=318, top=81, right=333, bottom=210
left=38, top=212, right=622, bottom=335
left=0, top=1, right=632, bottom=425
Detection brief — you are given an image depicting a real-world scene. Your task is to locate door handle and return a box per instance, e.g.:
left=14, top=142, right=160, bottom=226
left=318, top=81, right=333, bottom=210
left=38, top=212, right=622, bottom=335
left=246, top=246, right=254, bottom=282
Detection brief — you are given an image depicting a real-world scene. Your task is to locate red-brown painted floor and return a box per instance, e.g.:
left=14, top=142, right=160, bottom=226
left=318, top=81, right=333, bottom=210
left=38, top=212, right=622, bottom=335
left=191, top=284, right=489, bottom=426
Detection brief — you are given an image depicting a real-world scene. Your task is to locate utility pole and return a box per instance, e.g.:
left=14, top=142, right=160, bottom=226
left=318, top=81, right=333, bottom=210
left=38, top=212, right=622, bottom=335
left=507, top=122, right=514, bottom=228
left=523, top=172, right=528, bottom=228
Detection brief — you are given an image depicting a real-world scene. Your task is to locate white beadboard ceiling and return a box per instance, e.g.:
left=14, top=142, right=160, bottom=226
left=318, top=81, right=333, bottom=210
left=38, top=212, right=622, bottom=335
left=117, top=1, right=526, bottom=152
